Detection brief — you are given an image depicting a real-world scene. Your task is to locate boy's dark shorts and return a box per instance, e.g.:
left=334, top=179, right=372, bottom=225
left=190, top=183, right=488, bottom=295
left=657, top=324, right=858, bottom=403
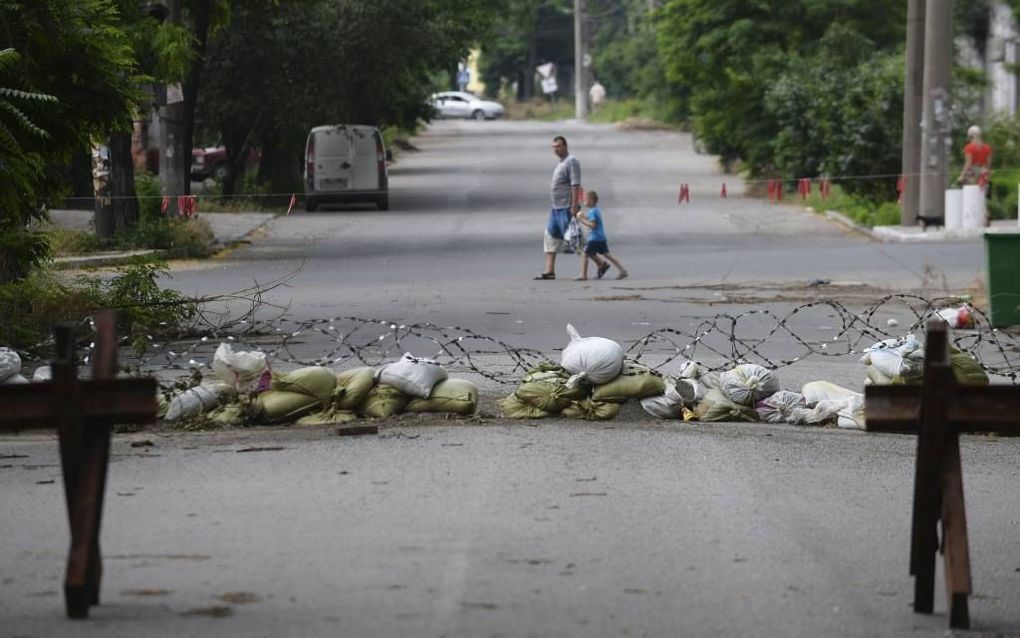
left=584, top=240, right=609, bottom=256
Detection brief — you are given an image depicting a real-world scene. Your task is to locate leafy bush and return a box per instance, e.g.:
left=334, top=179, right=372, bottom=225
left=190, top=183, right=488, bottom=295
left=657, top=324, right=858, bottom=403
left=134, top=171, right=163, bottom=222
left=47, top=227, right=102, bottom=255
left=117, top=217, right=216, bottom=259
left=0, top=261, right=196, bottom=351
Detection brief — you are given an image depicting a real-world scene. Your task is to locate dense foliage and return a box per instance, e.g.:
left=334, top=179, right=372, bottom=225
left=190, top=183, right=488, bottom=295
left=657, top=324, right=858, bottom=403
left=0, top=0, right=138, bottom=282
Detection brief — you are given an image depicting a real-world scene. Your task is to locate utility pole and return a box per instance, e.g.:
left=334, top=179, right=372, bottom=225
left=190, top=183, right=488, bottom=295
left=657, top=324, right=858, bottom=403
left=159, top=0, right=186, bottom=215
left=918, top=0, right=953, bottom=224
left=901, top=0, right=925, bottom=226
left=574, top=0, right=588, bottom=120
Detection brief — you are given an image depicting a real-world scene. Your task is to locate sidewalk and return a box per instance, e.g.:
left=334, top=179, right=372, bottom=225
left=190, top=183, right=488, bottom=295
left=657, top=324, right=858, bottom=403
left=824, top=209, right=1020, bottom=242
left=47, top=209, right=276, bottom=267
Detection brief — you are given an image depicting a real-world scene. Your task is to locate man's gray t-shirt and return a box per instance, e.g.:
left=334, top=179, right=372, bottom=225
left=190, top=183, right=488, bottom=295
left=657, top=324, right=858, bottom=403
left=550, top=154, right=581, bottom=208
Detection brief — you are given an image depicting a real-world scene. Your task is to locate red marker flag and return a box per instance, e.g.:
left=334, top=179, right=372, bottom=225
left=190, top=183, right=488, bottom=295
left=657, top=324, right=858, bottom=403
left=896, top=175, right=906, bottom=205
left=798, top=178, right=811, bottom=200
left=287, top=193, right=297, bottom=215
left=161, top=195, right=170, bottom=215
left=720, top=182, right=727, bottom=198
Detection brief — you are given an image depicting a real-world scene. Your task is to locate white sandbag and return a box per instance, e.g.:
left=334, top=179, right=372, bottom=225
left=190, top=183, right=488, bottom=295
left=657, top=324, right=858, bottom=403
left=560, top=324, right=624, bottom=388
left=377, top=353, right=447, bottom=399
left=791, top=399, right=845, bottom=425
left=719, top=364, right=780, bottom=406
left=677, top=361, right=719, bottom=400
left=32, top=366, right=52, bottom=382
left=859, top=335, right=924, bottom=380
left=1, top=374, right=28, bottom=385
left=755, top=391, right=807, bottom=424
left=640, top=380, right=689, bottom=419
left=0, top=347, right=21, bottom=382
left=801, top=380, right=861, bottom=405
left=165, top=382, right=233, bottom=422
left=213, top=343, right=269, bottom=392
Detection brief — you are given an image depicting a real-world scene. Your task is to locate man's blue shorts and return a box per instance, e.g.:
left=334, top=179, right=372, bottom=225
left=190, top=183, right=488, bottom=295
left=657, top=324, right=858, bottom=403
left=546, top=207, right=571, bottom=239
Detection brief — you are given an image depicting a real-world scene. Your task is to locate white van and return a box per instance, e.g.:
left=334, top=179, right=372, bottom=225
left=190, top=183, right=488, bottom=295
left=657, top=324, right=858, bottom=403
left=304, top=125, right=390, bottom=211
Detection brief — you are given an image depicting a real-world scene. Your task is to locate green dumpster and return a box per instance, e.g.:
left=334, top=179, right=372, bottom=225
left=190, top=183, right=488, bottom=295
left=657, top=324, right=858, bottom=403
left=985, top=232, right=1020, bottom=327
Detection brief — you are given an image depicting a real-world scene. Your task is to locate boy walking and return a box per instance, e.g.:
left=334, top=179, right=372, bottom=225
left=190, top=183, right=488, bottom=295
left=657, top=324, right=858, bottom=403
left=574, top=191, right=628, bottom=280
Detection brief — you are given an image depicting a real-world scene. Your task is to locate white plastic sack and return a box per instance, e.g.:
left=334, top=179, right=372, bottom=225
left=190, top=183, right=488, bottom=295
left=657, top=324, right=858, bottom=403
left=165, top=382, right=232, bottom=422
left=32, top=366, right=52, bottom=382
left=640, top=380, right=689, bottom=419
left=560, top=324, right=624, bottom=388
left=719, top=364, right=780, bottom=406
left=0, top=347, right=21, bottom=382
left=755, top=391, right=807, bottom=424
left=377, top=353, right=448, bottom=399
left=678, top=362, right=719, bottom=400
left=213, top=343, right=269, bottom=392
left=1, top=374, right=27, bottom=385
left=859, top=335, right=924, bottom=380
left=935, top=306, right=973, bottom=329
left=801, top=380, right=861, bottom=405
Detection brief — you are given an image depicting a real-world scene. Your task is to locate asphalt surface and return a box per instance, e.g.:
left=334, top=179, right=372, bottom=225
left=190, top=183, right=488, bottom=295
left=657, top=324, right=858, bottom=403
left=4, top=120, right=1019, bottom=637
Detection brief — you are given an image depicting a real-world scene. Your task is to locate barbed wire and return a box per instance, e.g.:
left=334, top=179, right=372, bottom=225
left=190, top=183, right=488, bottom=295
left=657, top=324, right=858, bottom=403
left=20, top=294, right=1017, bottom=388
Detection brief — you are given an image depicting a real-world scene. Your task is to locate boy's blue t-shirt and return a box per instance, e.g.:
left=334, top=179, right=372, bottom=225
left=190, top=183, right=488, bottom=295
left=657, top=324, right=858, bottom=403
left=585, top=207, right=607, bottom=242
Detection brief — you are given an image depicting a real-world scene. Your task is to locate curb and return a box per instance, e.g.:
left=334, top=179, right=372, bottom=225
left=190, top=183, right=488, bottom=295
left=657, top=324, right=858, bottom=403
left=823, top=210, right=874, bottom=239
left=52, top=249, right=160, bottom=269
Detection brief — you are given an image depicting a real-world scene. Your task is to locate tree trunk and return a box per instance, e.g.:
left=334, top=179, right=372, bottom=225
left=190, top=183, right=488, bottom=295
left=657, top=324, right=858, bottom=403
left=109, top=130, right=139, bottom=231
left=182, top=0, right=214, bottom=199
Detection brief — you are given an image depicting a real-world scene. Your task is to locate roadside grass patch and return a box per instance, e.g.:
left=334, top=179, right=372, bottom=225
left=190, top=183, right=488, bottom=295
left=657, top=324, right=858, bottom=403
left=802, top=184, right=900, bottom=227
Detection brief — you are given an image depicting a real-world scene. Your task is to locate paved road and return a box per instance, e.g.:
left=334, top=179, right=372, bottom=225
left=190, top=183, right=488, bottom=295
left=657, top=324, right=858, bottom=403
left=158, top=119, right=987, bottom=353
left=3, top=424, right=1019, bottom=637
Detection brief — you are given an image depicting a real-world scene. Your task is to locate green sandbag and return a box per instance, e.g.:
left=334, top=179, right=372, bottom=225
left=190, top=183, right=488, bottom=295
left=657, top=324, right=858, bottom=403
left=951, top=348, right=989, bottom=385
left=272, top=366, right=338, bottom=405
left=889, top=349, right=989, bottom=387
left=525, top=361, right=569, bottom=378
left=592, top=362, right=666, bottom=403
left=694, top=388, right=758, bottom=423
left=562, top=398, right=621, bottom=421
left=296, top=409, right=357, bottom=425
left=357, top=383, right=410, bottom=419
left=255, top=389, right=321, bottom=423
left=515, top=379, right=588, bottom=412
left=335, top=367, right=378, bottom=410
left=498, top=394, right=556, bottom=419
left=407, top=378, right=479, bottom=415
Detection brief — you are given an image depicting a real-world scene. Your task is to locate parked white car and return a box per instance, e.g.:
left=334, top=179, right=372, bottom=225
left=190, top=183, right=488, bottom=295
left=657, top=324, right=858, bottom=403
left=430, top=91, right=505, bottom=120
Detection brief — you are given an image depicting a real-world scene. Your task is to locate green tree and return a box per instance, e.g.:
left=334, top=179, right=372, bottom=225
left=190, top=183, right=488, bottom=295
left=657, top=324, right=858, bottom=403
left=0, top=0, right=137, bottom=282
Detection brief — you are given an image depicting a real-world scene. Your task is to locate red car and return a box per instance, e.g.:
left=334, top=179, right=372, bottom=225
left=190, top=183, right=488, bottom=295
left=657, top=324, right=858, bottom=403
left=191, top=146, right=259, bottom=181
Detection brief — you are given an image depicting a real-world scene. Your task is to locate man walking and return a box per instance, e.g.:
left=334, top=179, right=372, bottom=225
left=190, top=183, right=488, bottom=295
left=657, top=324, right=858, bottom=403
left=535, top=135, right=582, bottom=280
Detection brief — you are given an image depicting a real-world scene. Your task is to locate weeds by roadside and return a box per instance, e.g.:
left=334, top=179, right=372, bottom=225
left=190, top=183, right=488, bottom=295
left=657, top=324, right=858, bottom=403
left=802, top=184, right=900, bottom=228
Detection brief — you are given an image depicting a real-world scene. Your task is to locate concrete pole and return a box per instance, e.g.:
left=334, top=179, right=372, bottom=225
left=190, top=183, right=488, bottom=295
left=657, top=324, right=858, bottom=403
left=901, top=0, right=925, bottom=225
left=159, top=0, right=186, bottom=216
left=918, top=0, right=953, bottom=223
left=574, top=0, right=588, bottom=120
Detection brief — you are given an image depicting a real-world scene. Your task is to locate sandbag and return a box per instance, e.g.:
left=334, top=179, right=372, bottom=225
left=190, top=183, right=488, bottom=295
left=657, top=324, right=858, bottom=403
left=498, top=394, right=556, bottom=419
left=640, top=380, right=690, bottom=419
left=950, top=348, right=989, bottom=385
left=694, top=388, right=758, bottom=423
left=801, top=380, right=861, bottom=405
left=1, top=374, right=28, bottom=385
left=678, top=361, right=720, bottom=400
left=755, top=391, right=807, bottom=424
left=560, top=324, right=624, bottom=388
left=0, top=347, right=21, bottom=382
left=562, top=398, right=621, bottom=421
left=592, top=362, right=665, bottom=403
left=32, top=365, right=51, bottom=382
left=296, top=409, right=357, bottom=425
left=357, top=383, right=411, bottom=419
left=272, top=366, right=337, bottom=405
left=515, top=378, right=588, bottom=412
left=377, top=353, right=447, bottom=398
left=719, top=364, right=780, bottom=406
left=860, top=335, right=924, bottom=381
left=255, top=389, right=321, bottom=423
left=206, top=403, right=248, bottom=427
left=213, top=343, right=269, bottom=392
left=407, top=378, right=479, bottom=415
left=165, top=382, right=233, bottom=422
left=334, top=367, right=377, bottom=410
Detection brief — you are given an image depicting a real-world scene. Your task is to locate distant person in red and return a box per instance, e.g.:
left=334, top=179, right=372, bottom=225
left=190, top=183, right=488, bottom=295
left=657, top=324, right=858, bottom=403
left=958, top=125, right=992, bottom=188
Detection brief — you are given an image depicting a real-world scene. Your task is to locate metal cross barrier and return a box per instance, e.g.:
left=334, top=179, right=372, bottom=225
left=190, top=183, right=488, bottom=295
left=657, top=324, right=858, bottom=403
left=865, top=319, right=1020, bottom=630
left=0, top=312, right=156, bottom=618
